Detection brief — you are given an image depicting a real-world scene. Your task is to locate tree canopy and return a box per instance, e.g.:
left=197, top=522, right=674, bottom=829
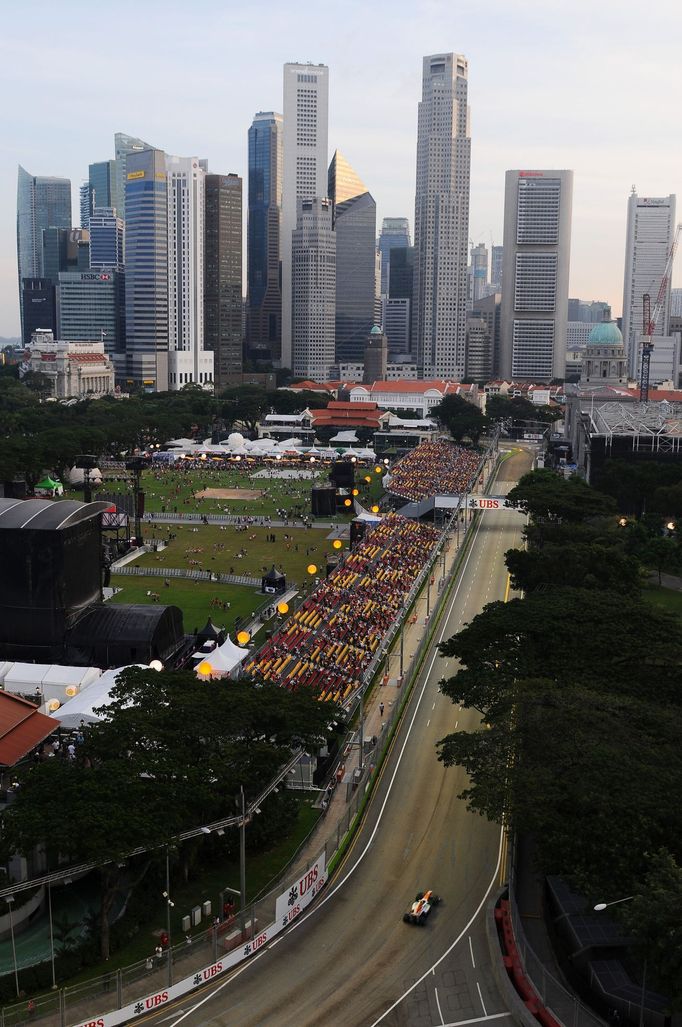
left=433, top=394, right=488, bottom=446
left=506, top=468, right=615, bottom=523
left=486, top=394, right=562, bottom=425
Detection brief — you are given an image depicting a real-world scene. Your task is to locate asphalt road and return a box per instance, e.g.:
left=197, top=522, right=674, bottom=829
left=150, top=450, right=531, bottom=1027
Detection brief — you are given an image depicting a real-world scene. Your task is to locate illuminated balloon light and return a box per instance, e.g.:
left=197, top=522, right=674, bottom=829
left=197, top=660, right=213, bottom=677
left=64, top=685, right=78, bottom=697
left=149, top=659, right=163, bottom=672
left=364, top=476, right=371, bottom=483
left=47, top=699, right=61, bottom=712
left=237, top=630, right=251, bottom=645
left=307, top=564, right=318, bottom=575
left=332, top=539, right=343, bottom=550
left=374, top=466, right=382, bottom=474
left=352, top=489, right=359, bottom=496
left=344, top=498, right=352, bottom=507
left=371, top=505, right=380, bottom=514
left=277, top=601, right=289, bottom=614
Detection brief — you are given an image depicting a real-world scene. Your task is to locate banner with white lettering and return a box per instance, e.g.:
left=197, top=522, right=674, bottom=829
left=275, top=851, right=327, bottom=929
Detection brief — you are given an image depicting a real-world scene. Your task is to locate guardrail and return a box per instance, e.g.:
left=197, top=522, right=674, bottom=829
left=111, top=565, right=262, bottom=589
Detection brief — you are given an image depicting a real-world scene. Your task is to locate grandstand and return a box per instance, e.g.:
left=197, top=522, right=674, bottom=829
left=385, top=440, right=483, bottom=519
left=244, top=514, right=439, bottom=704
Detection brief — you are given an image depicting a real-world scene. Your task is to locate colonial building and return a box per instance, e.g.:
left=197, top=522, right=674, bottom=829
left=23, top=330, right=115, bottom=399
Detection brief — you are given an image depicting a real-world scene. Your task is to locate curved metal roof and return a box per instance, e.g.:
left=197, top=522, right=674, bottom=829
left=0, top=498, right=110, bottom=531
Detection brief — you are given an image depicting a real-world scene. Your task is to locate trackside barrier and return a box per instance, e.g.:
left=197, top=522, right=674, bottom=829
left=2, top=449, right=500, bottom=1027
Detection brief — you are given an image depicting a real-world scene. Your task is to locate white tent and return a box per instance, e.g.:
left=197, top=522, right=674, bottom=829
left=3, top=663, right=53, bottom=696
left=353, top=499, right=382, bottom=522
left=195, top=636, right=249, bottom=680
left=329, top=431, right=359, bottom=444
left=52, top=666, right=144, bottom=727
left=1, top=664, right=101, bottom=704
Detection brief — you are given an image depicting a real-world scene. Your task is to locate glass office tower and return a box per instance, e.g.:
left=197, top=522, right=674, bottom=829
left=247, top=112, right=282, bottom=364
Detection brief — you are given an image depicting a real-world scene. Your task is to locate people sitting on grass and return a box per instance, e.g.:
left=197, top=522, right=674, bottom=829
left=387, top=440, right=481, bottom=503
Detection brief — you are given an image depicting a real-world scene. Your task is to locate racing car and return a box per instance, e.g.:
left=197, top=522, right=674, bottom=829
left=403, top=889, right=441, bottom=925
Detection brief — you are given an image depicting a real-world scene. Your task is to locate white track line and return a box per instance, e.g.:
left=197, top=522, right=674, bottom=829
left=468, top=935, right=476, bottom=968
left=476, top=981, right=488, bottom=1017
left=167, top=515, right=487, bottom=1027
left=434, top=986, right=445, bottom=1025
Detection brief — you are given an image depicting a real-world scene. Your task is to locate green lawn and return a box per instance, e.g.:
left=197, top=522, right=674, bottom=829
left=136, top=524, right=338, bottom=585
left=642, top=584, right=682, bottom=618
left=108, top=576, right=269, bottom=637
left=70, top=463, right=386, bottom=520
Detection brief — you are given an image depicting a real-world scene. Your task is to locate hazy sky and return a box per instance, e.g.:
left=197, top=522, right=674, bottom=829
left=1, top=0, right=681, bottom=337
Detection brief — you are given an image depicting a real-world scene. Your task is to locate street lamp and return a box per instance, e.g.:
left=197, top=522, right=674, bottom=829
left=5, top=895, right=19, bottom=997
left=594, top=896, right=645, bottom=1026
left=163, top=849, right=175, bottom=986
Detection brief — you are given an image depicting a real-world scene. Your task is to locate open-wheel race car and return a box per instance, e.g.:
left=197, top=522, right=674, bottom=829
left=403, top=889, right=441, bottom=925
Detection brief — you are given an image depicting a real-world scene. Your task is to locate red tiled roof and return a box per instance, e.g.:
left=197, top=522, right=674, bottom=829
left=326, top=400, right=379, bottom=411
left=67, top=353, right=107, bottom=363
left=0, top=691, right=60, bottom=767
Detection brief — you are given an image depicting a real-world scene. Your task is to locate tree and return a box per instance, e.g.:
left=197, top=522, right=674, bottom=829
left=3, top=668, right=342, bottom=957
left=623, top=850, right=682, bottom=1008
left=438, top=588, right=682, bottom=717
left=486, top=394, right=561, bottom=425
left=507, top=469, right=615, bottom=524
left=218, top=387, right=268, bottom=433
left=437, top=680, right=682, bottom=902
left=433, top=394, right=488, bottom=445
left=640, top=536, right=681, bottom=584
left=505, top=540, right=642, bottom=595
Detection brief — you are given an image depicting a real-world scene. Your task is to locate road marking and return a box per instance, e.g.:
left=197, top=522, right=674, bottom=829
left=476, top=981, right=488, bottom=1016
left=427, top=719, right=431, bottom=727
left=439, top=1014, right=510, bottom=1027
left=455, top=720, right=458, bottom=729
left=434, top=986, right=445, bottom=1025
left=166, top=514, right=488, bottom=1027
left=432, top=702, right=436, bottom=710
left=468, top=934, right=476, bottom=968
left=369, top=827, right=505, bottom=1026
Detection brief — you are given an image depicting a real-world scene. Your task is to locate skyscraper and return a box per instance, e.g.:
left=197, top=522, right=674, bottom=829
left=413, top=54, right=471, bottom=379
left=114, top=132, right=154, bottom=220
left=42, top=228, right=89, bottom=285
left=292, top=197, right=335, bottom=381
left=621, top=191, right=676, bottom=377
left=281, top=63, right=329, bottom=370
left=89, top=208, right=124, bottom=270
left=470, top=242, right=489, bottom=304
left=205, top=173, right=243, bottom=387
left=165, top=155, right=213, bottom=390
left=123, top=148, right=168, bottom=390
left=490, top=245, right=503, bottom=291
left=500, top=170, right=573, bottom=380
left=57, top=270, right=123, bottom=361
left=328, top=151, right=376, bottom=364
left=17, top=166, right=71, bottom=338
left=247, top=112, right=283, bottom=364
left=377, top=218, right=411, bottom=296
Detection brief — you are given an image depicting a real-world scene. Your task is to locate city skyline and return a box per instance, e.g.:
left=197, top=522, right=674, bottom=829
left=2, top=0, right=682, bottom=338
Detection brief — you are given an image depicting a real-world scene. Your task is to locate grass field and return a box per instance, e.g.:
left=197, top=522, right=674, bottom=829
left=136, top=524, right=339, bottom=584
left=642, top=584, right=682, bottom=619
left=76, top=463, right=387, bottom=520
left=109, top=576, right=268, bottom=636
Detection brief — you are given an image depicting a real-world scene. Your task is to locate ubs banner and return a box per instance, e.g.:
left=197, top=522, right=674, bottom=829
left=73, top=852, right=327, bottom=1027
left=275, top=852, right=327, bottom=928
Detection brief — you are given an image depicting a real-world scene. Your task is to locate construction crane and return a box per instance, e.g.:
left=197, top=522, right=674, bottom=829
left=640, top=222, right=682, bottom=402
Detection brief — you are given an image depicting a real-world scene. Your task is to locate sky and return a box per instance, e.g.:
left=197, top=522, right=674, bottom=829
left=1, top=0, right=681, bottom=337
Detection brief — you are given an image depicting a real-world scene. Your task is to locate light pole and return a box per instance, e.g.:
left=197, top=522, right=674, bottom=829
left=5, top=895, right=19, bottom=998
left=162, top=849, right=174, bottom=986
left=239, top=786, right=247, bottom=938
left=594, top=896, right=645, bottom=1026
left=48, top=881, right=56, bottom=989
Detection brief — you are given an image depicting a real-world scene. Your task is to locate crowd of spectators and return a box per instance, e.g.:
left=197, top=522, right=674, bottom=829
left=386, top=440, right=481, bottom=503
left=245, top=514, right=440, bottom=704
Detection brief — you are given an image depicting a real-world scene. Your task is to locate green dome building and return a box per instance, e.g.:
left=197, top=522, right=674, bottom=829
left=580, top=321, right=627, bottom=385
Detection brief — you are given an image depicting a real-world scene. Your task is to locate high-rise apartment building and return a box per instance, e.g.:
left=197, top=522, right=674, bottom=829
left=378, top=218, right=411, bottom=296
left=281, top=63, right=329, bottom=370
left=123, top=148, right=169, bottom=390
left=89, top=208, right=124, bottom=270
left=17, top=166, right=71, bottom=340
left=328, top=151, right=376, bottom=364
left=413, top=53, right=471, bottom=379
left=114, top=132, right=154, bottom=219
left=621, top=192, right=676, bottom=377
left=247, top=112, right=283, bottom=364
left=205, top=173, right=243, bottom=387
left=165, top=155, right=213, bottom=390
left=470, top=242, right=489, bottom=304
left=500, top=170, right=573, bottom=380
left=292, top=197, right=335, bottom=381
